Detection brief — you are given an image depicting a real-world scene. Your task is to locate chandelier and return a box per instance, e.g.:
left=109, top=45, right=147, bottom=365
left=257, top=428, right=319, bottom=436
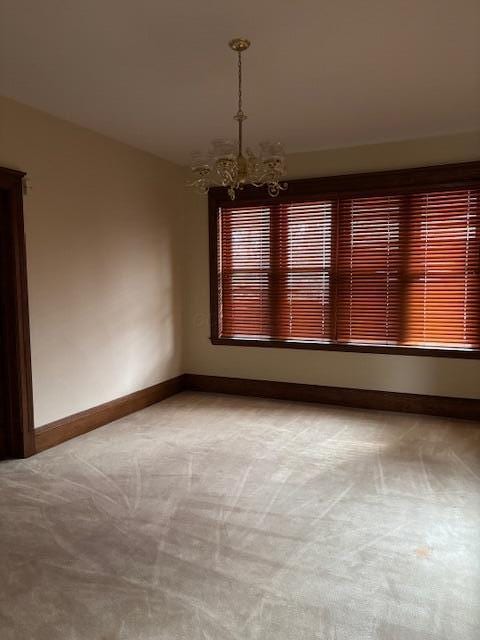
left=189, top=38, right=287, bottom=200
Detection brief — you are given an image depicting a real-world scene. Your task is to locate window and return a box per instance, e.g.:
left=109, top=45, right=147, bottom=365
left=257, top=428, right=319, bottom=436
left=405, top=190, right=479, bottom=348
left=210, top=162, right=480, bottom=357
left=336, top=195, right=402, bottom=345
left=219, top=202, right=333, bottom=342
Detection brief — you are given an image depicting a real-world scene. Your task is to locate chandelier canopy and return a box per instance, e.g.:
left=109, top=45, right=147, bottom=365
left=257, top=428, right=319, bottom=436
left=189, top=38, right=287, bottom=200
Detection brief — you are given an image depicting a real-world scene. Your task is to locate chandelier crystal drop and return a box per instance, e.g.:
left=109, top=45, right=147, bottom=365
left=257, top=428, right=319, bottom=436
left=188, top=38, right=287, bottom=200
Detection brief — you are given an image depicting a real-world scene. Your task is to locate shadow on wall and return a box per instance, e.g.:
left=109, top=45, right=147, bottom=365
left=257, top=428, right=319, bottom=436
left=31, top=202, right=183, bottom=425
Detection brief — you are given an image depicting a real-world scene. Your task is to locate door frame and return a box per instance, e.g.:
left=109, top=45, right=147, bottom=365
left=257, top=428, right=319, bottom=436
left=0, top=166, right=35, bottom=458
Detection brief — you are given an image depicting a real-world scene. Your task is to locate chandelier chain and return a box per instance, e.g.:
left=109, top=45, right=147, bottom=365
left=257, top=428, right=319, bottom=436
left=237, top=52, right=244, bottom=155
left=237, top=51, right=243, bottom=115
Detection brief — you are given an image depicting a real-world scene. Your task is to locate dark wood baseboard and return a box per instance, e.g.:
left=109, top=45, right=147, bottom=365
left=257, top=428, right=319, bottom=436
left=35, top=375, right=186, bottom=452
left=33, top=372, right=479, bottom=454
left=183, top=374, right=480, bottom=421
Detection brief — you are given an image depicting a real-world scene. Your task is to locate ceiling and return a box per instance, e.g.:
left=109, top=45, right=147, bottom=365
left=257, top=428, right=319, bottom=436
left=1, top=0, right=479, bottom=165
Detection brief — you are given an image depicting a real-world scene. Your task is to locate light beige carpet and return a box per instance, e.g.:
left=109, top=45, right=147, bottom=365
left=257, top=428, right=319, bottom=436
left=1, top=391, right=479, bottom=639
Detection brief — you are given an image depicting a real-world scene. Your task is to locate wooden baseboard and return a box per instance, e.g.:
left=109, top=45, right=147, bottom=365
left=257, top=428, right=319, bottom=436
left=33, top=372, right=479, bottom=454
left=183, top=374, right=480, bottom=421
left=35, top=375, right=186, bottom=452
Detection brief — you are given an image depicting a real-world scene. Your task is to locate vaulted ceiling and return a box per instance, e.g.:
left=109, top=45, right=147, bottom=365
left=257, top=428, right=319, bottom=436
left=1, top=0, right=479, bottom=164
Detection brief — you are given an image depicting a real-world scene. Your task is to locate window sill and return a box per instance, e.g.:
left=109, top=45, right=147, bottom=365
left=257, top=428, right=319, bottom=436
left=210, top=337, right=480, bottom=359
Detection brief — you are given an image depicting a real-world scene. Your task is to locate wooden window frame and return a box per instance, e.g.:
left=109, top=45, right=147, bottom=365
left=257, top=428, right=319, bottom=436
left=209, top=161, right=480, bottom=359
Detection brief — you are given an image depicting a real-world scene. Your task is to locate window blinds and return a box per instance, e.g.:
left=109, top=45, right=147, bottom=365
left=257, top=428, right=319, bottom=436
left=405, top=188, right=480, bottom=348
left=216, top=185, right=480, bottom=351
left=219, top=202, right=333, bottom=341
left=336, top=195, right=403, bottom=345
left=219, top=206, right=271, bottom=338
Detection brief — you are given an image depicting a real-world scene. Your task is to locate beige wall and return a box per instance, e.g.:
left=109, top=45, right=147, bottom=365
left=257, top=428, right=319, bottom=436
left=0, top=96, right=184, bottom=426
left=183, top=132, right=480, bottom=399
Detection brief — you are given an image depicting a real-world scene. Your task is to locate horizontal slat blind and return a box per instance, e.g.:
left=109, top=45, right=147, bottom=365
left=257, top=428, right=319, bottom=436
left=274, top=202, right=332, bottom=341
left=216, top=182, right=480, bottom=352
left=405, top=188, right=480, bottom=348
left=336, top=196, right=402, bottom=344
left=218, top=201, right=333, bottom=340
left=219, top=206, right=271, bottom=338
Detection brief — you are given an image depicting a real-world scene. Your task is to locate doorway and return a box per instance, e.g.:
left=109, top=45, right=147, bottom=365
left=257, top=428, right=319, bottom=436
left=0, top=167, right=34, bottom=459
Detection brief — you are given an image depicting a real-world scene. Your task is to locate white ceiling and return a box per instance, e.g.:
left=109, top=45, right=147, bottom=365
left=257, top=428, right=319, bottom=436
left=1, top=0, right=479, bottom=165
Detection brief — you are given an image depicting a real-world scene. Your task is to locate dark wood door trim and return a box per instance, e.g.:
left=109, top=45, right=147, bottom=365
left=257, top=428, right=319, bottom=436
left=0, top=166, right=35, bottom=458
